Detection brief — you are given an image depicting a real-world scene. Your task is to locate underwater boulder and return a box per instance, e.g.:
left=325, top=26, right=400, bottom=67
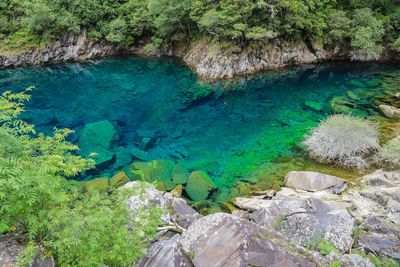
left=346, top=91, right=362, bottom=101
left=85, top=177, right=109, bottom=194
left=88, top=147, right=115, bottom=167
left=113, top=150, right=132, bottom=170
left=78, top=120, right=118, bottom=157
left=128, top=146, right=149, bottom=161
left=186, top=170, right=217, bottom=201
left=171, top=164, right=189, bottom=184
left=150, top=160, right=175, bottom=182
left=345, top=79, right=365, bottom=88
left=156, top=180, right=175, bottom=191
left=122, top=162, right=153, bottom=181
left=305, top=101, right=324, bottom=112
left=110, top=171, right=130, bottom=188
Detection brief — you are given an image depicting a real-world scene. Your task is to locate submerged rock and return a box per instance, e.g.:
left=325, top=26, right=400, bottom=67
left=186, top=171, right=217, bottom=201
left=78, top=120, right=118, bottom=156
left=171, top=164, right=189, bottom=184
left=177, top=213, right=314, bottom=267
left=379, top=104, right=400, bottom=119
left=113, top=150, right=132, bottom=169
left=150, top=160, right=175, bottom=182
left=123, top=161, right=153, bottom=181
left=110, top=171, right=130, bottom=188
left=87, top=147, right=114, bottom=166
left=85, top=177, right=109, bottom=193
left=284, top=171, right=347, bottom=194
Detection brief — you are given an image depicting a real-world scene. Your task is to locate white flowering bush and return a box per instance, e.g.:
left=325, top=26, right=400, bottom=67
left=303, top=114, right=380, bottom=170
left=374, top=137, right=400, bottom=170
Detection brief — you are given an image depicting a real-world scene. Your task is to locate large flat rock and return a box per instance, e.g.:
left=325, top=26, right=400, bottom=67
left=178, top=213, right=315, bottom=267
left=284, top=171, right=347, bottom=194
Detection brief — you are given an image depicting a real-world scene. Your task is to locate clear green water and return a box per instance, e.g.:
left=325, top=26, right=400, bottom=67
left=1, top=57, right=399, bottom=205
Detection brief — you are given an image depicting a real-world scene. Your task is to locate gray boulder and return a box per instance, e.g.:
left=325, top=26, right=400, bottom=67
left=178, top=213, right=315, bottom=267
left=138, top=235, right=193, bottom=267
left=164, top=193, right=202, bottom=229
left=250, top=198, right=351, bottom=231
left=358, top=233, right=400, bottom=260
left=123, top=182, right=200, bottom=229
left=284, top=171, right=347, bottom=194
left=0, top=233, right=55, bottom=267
left=279, top=210, right=355, bottom=252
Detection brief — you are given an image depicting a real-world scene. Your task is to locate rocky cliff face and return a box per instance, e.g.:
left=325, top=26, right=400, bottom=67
left=0, top=29, right=119, bottom=68
left=182, top=41, right=330, bottom=79
left=1, top=32, right=399, bottom=79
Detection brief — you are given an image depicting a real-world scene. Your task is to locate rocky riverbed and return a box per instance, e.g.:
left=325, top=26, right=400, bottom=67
left=3, top=169, right=399, bottom=266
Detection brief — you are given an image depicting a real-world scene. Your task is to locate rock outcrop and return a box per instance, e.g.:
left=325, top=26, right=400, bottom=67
left=183, top=41, right=328, bottom=79
left=177, top=213, right=315, bottom=267
left=0, top=29, right=119, bottom=68
left=284, top=171, right=348, bottom=194
left=1, top=32, right=399, bottom=79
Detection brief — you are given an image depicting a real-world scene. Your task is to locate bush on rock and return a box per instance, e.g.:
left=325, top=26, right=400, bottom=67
left=303, top=114, right=380, bottom=170
left=374, top=137, right=400, bottom=170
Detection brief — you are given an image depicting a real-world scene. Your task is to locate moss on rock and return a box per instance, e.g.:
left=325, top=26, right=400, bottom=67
left=150, top=160, right=175, bottom=182
left=110, top=171, right=130, bottom=188
left=85, top=177, right=109, bottom=194
left=172, top=164, right=189, bottom=184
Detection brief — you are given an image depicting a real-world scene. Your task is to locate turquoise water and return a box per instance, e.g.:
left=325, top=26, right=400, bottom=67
left=1, top=57, right=399, bottom=204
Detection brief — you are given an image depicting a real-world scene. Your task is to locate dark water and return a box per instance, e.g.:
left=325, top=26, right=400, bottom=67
left=1, top=57, right=399, bottom=203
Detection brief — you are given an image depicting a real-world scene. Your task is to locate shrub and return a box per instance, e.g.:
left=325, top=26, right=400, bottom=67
left=303, top=114, right=380, bottom=170
left=374, top=137, right=400, bottom=170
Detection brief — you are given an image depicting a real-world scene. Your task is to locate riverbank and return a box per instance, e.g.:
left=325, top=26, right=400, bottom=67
left=1, top=29, right=399, bottom=80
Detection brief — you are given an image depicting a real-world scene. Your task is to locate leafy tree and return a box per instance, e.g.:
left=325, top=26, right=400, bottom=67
left=105, top=17, right=129, bottom=44
left=351, top=8, right=385, bottom=53
left=325, top=10, right=351, bottom=46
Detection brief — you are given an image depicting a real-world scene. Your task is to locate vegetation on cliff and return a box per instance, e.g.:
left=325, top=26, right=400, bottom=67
left=0, top=0, right=399, bottom=54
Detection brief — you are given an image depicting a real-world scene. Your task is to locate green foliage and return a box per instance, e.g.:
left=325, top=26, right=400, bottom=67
left=351, top=8, right=385, bottom=53
left=329, top=260, right=341, bottom=267
left=393, top=36, right=400, bottom=51
left=374, top=137, right=400, bottom=170
left=16, top=241, right=40, bottom=267
left=307, top=233, right=338, bottom=256
left=0, top=89, right=163, bottom=266
left=105, top=17, right=128, bottom=44
left=326, top=10, right=351, bottom=46
left=0, top=0, right=399, bottom=49
left=45, top=189, right=163, bottom=266
left=354, top=251, right=400, bottom=267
